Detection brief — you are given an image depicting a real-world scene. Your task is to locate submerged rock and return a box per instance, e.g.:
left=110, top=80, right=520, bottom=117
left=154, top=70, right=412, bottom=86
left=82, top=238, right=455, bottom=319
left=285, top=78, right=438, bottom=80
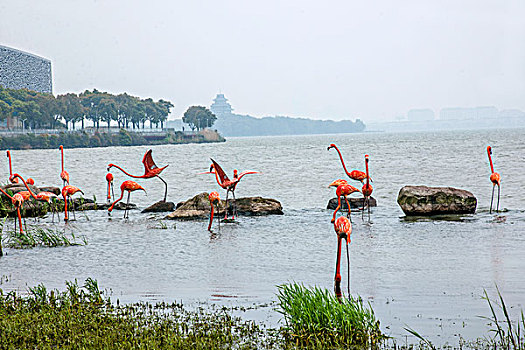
left=165, top=192, right=283, bottom=220
left=141, top=201, right=175, bottom=213
left=327, top=197, right=377, bottom=210
left=397, top=185, right=477, bottom=216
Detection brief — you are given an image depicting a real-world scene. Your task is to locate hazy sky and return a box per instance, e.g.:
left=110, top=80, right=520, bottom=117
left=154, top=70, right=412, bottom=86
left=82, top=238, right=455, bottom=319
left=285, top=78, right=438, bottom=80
left=1, top=0, right=524, bottom=122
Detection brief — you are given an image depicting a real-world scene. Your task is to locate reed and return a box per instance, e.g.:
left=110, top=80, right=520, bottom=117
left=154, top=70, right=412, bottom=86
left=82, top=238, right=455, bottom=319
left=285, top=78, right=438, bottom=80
left=4, top=225, right=87, bottom=248
left=276, top=282, right=384, bottom=347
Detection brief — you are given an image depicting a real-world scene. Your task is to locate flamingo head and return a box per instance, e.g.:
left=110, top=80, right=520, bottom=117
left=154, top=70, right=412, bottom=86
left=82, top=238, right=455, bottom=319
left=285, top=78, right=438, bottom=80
left=59, top=145, right=64, bottom=152
left=8, top=174, right=18, bottom=184
left=106, top=172, right=114, bottom=183
left=209, top=191, right=220, bottom=205
left=328, top=179, right=347, bottom=188
left=365, top=154, right=369, bottom=162
left=487, top=146, right=492, bottom=155
left=233, top=169, right=238, bottom=178
left=327, top=143, right=336, bottom=151
left=26, top=178, right=35, bottom=186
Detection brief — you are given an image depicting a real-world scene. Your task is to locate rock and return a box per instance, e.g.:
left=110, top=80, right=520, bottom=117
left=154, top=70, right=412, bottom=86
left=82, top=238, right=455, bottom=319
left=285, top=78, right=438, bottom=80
left=327, top=197, right=377, bottom=210
left=165, top=192, right=283, bottom=220
left=141, top=201, right=175, bottom=213
left=397, top=185, right=477, bottom=216
left=4, top=183, right=41, bottom=195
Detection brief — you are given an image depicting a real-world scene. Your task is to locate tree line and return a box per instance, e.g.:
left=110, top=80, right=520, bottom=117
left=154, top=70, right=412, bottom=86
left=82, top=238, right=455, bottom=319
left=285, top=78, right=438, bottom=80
left=0, top=86, right=173, bottom=130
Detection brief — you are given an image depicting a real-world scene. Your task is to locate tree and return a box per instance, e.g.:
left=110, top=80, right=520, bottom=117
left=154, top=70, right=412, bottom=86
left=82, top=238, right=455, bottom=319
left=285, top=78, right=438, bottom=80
left=58, top=93, right=84, bottom=130
left=182, top=106, right=216, bottom=131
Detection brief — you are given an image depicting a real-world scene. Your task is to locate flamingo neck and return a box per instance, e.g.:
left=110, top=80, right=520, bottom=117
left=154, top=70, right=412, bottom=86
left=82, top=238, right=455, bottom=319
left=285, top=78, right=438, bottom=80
left=365, top=160, right=370, bottom=186
left=108, top=164, right=141, bottom=178
left=109, top=189, right=126, bottom=211
left=208, top=204, right=214, bottom=231
left=12, top=174, right=38, bottom=200
left=7, top=152, right=13, bottom=176
left=61, top=148, right=65, bottom=172
left=332, top=145, right=352, bottom=177
left=487, top=150, right=495, bottom=173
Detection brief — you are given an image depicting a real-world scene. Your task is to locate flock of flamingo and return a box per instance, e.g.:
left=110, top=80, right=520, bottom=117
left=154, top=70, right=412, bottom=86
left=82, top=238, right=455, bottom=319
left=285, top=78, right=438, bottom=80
left=1, top=143, right=502, bottom=300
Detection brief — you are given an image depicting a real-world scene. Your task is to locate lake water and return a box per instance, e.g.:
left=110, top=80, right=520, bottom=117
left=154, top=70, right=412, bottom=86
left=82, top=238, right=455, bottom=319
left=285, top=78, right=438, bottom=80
left=1, top=128, right=524, bottom=345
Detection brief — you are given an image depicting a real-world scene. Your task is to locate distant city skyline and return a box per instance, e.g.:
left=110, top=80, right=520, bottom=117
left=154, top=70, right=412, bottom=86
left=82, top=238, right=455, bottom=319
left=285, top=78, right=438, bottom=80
left=1, top=1, right=524, bottom=123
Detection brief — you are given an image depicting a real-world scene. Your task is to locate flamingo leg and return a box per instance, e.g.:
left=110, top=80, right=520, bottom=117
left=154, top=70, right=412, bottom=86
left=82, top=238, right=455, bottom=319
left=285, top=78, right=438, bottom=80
left=157, top=175, right=168, bottom=202
left=334, top=235, right=343, bottom=302
left=232, top=190, right=237, bottom=220
left=64, top=196, right=69, bottom=222
left=17, top=207, right=23, bottom=235
left=362, top=196, right=366, bottom=220
left=345, top=237, right=350, bottom=298
left=497, top=184, right=500, bottom=213
left=125, top=191, right=130, bottom=219
left=367, top=197, right=371, bottom=222
left=490, top=185, right=495, bottom=214
left=111, top=183, right=115, bottom=202
left=224, top=190, right=230, bottom=220
left=217, top=203, right=221, bottom=231
left=72, top=198, right=76, bottom=221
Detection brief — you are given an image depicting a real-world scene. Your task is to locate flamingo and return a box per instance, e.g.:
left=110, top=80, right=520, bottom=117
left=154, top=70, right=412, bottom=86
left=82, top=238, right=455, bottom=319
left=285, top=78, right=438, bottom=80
left=361, top=155, right=373, bottom=221
left=333, top=216, right=352, bottom=302
left=108, top=180, right=146, bottom=219
left=208, top=191, right=221, bottom=232
left=106, top=172, right=115, bottom=203
left=487, top=146, right=501, bottom=213
left=5, top=151, right=31, bottom=184
left=59, top=145, right=70, bottom=186
left=329, top=179, right=361, bottom=223
left=0, top=188, right=25, bottom=234
left=107, top=150, right=168, bottom=202
left=0, top=174, right=39, bottom=233
left=327, top=144, right=370, bottom=183
left=204, top=158, right=258, bottom=220
left=36, top=191, right=59, bottom=222
left=62, top=185, right=84, bottom=222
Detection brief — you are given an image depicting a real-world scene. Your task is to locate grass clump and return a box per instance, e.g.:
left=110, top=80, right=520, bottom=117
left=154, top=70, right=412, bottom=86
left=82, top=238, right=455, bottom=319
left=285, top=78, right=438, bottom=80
left=2, top=225, right=87, bottom=248
left=0, top=279, right=275, bottom=349
left=276, top=282, right=384, bottom=348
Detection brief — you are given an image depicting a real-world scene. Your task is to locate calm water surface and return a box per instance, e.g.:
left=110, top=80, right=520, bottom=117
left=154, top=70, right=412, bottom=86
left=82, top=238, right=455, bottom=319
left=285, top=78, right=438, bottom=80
left=1, top=128, right=524, bottom=345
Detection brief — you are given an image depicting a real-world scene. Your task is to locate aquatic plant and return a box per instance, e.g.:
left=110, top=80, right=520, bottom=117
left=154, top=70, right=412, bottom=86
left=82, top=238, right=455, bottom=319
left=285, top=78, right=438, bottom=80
left=276, top=282, right=384, bottom=347
left=4, top=225, right=87, bottom=248
left=0, top=279, right=273, bottom=349
left=482, top=287, right=525, bottom=350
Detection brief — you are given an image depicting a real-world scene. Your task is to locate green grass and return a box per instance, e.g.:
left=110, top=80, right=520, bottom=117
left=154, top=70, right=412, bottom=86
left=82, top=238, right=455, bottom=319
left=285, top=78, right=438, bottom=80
left=2, top=225, right=87, bottom=248
left=276, top=282, right=385, bottom=348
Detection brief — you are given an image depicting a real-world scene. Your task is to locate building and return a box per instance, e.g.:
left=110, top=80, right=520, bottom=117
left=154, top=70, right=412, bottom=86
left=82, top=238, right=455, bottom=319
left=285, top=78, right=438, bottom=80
left=407, top=109, right=435, bottom=121
left=0, top=45, right=52, bottom=94
left=210, top=94, right=233, bottom=117
left=440, top=106, right=498, bottom=120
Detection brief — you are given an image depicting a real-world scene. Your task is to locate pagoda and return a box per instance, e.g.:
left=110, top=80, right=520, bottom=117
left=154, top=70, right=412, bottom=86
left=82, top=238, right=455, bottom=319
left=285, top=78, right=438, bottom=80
left=210, top=94, right=233, bottom=116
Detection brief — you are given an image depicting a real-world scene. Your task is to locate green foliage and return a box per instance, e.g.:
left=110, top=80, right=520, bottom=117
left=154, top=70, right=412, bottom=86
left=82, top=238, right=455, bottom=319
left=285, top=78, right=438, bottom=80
left=183, top=105, right=217, bottom=131
left=2, top=225, right=87, bottom=248
left=276, top=283, right=384, bottom=347
left=0, top=279, right=273, bottom=349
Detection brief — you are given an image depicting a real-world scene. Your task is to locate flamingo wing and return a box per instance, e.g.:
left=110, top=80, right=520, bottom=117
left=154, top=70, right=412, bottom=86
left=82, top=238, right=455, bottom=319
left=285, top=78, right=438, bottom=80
left=142, top=150, right=158, bottom=173
left=236, top=171, right=259, bottom=181
left=210, top=158, right=230, bottom=183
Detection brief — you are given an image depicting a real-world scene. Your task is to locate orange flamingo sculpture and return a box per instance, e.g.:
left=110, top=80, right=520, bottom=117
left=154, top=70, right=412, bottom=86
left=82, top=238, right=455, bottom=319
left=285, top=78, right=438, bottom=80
left=487, top=146, right=501, bottom=213
left=108, top=150, right=168, bottom=202
left=361, top=155, right=373, bottom=221
left=106, top=172, right=115, bottom=203
left=333, top=216, right=352, bottom=302
left=327, top=144, right=370, bottom=183
left=108, top=180, right=146, bottom=219
left=208, top=191, right=221, bottom=231
left=329, top=179, right=360, bottom=223
left=205, top=158, right=258, bottom=220
left=59, top=145, right=70, bottom=186
left=62, top=185, right=84, bottom=222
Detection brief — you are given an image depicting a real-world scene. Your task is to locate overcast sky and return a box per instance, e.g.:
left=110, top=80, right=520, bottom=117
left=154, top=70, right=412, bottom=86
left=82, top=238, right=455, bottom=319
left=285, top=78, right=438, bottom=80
left=1, top=0, right=524, bottom=121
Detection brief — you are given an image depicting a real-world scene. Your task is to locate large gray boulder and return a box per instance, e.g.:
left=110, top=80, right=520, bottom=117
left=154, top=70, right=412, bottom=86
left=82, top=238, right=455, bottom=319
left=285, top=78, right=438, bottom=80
left=141, top=200, right=175, bottom=213
left=165, top=192, right=283, bottom=220
left=327, top=196, right=377, bottom=210
left=397, top=185, right=477, bottom=216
